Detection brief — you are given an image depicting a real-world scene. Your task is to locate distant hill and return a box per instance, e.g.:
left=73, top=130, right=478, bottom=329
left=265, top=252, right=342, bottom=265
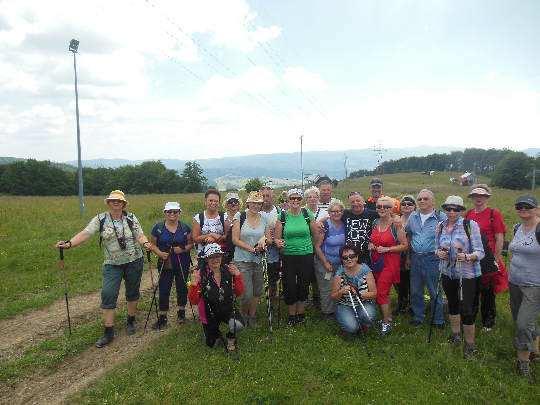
left=63, top=146, right=458, bottom=183
left=0, top=157, right=77, bottom=172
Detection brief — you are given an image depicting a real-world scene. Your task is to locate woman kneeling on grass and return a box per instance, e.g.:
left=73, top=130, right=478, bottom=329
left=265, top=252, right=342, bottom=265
left=508, top=195, right=540, bottom=378
left=436, top=195, right=484, bottom=359
left=330, top=244, right=377, bottom=336
left=188, top=244, right=244, bottom=352
left=55, top=190, right=164, bottom=348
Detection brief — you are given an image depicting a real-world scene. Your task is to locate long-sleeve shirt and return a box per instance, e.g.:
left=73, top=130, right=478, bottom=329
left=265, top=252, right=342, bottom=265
left=437, top=217, right=485, bottom=279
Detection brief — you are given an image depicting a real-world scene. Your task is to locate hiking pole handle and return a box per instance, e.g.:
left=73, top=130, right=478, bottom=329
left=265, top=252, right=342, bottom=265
left=59, top=248, right=64, bottom=260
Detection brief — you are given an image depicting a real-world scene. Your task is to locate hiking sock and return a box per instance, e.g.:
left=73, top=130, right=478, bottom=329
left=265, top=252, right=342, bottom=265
left=127, top=315, right=136, bottom=325
left=105, top=326, right=114, bottom=338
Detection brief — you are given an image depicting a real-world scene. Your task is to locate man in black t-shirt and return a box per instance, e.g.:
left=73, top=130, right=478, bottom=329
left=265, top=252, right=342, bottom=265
left=341, top=192, right=379, bottom=264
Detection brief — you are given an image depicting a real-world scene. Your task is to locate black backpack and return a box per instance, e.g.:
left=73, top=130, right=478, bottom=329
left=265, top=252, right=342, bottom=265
left=280, top=207, right=311, bottom=228
left=513, top=223, right=540, bottom=245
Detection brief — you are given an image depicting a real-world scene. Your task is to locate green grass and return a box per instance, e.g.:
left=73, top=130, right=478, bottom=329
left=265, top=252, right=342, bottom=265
left=73, top=294, right=538, bottom=404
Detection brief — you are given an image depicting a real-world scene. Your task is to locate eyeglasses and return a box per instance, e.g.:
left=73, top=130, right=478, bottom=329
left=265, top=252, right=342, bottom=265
left=329, top=210, right=343, bottom=214
left=165, top=210, right=180, bottom=214
left=417, top=197, right=430, bottom=201
left=515, top=204, right=534, bottom=211
left=401, top=202, right=415, bottom=207
left=341, top=254, right=357, bottom=261
left=376, top=205, right=393, bottom=210
left=289, top=196, right=302, bottom=201
left=444, top=206, right=463, bottom=212
left=227, top=199, right=240, bottom=205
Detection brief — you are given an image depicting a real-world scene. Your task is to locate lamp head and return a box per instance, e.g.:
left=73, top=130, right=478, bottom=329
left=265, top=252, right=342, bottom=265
left=69, top=39, right=79, bottom=53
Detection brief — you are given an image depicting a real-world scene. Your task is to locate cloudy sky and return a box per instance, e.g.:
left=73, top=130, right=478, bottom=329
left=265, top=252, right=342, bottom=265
left=1, top=0, right=539, bottom=161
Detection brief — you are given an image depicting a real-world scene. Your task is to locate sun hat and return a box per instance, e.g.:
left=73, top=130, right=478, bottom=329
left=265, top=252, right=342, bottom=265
left=203, top=243, right=225, bottom=258
left=163, top=201, right=181, bottom=212
left=223, top=192, right=242, bottom=209
left=468, top=185, right=492, bottom=197
left=245, top=191, right=264, bottom=203
left=104, top=190, right=128, bottom=205
left=441, top=195, right=465, bottom=210
left=515, top=195, right=538, bottom=208
left=400, top=195, right=416, bottom=205
left=287, top=188, right=303, bottom=198
left=370, top=178, right=383, bottom=187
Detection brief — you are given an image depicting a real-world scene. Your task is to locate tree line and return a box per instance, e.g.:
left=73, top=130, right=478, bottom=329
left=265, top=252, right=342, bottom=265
left=0, top=160, right=207, bottom=196
left=349, top=148, right=539, bottom=190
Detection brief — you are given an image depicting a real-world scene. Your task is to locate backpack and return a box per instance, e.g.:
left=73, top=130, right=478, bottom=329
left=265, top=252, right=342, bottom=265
left=437, top=219, right=498, bottom=274
left=198, top=211, right=226, bottom=232
left=513, top=223, right=540, bottom=245
left=280, top=207, right=311, bottom=228
left=225, top=211, right=247, bottom=261
left=98, top=211, right=136, bottom=249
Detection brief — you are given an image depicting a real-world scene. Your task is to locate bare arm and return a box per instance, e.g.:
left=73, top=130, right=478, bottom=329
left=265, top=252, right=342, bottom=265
left=363, top=272, right=377, bottom=300
left=274, top=220, right=284, bottom=249
left=55, top=230, right=91, bottom=249
left=232, top=220, right=256, bottom=253
left=494, top=232, right=504, bottom=259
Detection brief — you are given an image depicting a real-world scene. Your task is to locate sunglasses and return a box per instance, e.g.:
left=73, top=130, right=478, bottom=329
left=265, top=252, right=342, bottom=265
left=401, top=202, right=415, bottom=207
left=515, top=204, right=534, bottom=211
left=376, top=205, right=393, bottom=210
left=417, top=197, right=430, bottom=201
left=165, top=210, right=180, bottom=214
left=341, top=254, right=357, bottom=261
left=444, top=206, right=463, bottom=212
left=227, top=199, right=240, bottom=205
left=108, top=199, right=123, bottom=204
left=289, top=196, right=302, bottom=201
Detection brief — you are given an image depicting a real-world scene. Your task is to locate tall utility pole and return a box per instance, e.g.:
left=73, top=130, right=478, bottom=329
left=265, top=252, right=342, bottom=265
left=373, top=142, right=387, bottom=175
left=300, top=134, right=304, bottom=189
left=69, top=39, right=84, bottom=216
left=344, top=153, right=348, bottom=179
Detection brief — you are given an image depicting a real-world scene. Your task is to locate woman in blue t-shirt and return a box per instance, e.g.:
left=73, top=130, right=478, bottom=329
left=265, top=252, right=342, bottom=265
left=330, top=244, right=377, bottom=336
left=150, top=201, right=193, bottom=329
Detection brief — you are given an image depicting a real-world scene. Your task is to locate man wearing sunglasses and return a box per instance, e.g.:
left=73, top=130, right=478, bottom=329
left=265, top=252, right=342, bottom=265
left=405, top=189, right=446, bottom=328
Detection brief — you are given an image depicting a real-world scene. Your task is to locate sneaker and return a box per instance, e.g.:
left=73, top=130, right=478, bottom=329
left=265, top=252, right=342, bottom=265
left=448, top=333, right=462, bottom=346
left=409, top=319, right=423, bottom=327
left=463, top=343, right=478, bottom=359
left=95, top=333, right=114, bottom=348
left=126, top=317, right=136, bottom=335
left=287, top=315, right=296, bottom=326
left=380, top=322, right=392, bottom=336
left=152, top=315, right=168, bottom=331
left=226, top=337, right=237, bottom=352
left=177, top=309, right=186, bottom=324
left=482, top=326, right=492, bottom=332
left=516, top=359, right=531, bottom=377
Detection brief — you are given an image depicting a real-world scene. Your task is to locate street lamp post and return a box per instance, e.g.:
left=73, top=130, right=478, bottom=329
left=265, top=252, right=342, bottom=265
left=69, top=39, right=84, bottom=216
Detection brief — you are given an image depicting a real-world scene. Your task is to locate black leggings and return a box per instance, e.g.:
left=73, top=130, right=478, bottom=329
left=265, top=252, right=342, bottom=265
left=441, top=275, right=480, bottom=325
left=158, top=267, right=189, bottom=312
left=282, top=254, right=314, bottom=305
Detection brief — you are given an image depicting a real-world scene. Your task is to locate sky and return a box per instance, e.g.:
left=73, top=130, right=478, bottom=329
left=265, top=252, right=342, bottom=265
left=1, top=0, right=539, bottom=162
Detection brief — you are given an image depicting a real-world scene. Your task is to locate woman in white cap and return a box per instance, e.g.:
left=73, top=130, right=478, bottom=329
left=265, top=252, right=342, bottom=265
left=465, top=184, right=508, bottom=331
left=435, top=195, right=484, bottom=359
left=274, top=188, right=318, bottom=326
left=55, top=190, right=164, bottom=348
left=188, top=243, right=244, bottom=352
left=232, top=191, right=270, bottom=327
left=508, top=195, right=540, bottom=378
left=149, top=202, right=193, bottom=329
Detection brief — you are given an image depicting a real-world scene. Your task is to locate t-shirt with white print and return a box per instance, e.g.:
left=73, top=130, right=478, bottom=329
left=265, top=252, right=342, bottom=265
left=193, top=211, right=225, bottom=254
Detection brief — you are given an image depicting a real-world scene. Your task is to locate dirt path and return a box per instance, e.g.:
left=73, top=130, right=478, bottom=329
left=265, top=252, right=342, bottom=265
left=0, top=269, right=157, bottom=360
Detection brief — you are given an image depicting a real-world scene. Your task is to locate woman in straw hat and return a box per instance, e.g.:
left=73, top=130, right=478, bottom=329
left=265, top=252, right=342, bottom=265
left=55, top=190, right=164, bottom=348
left=436, top=195, right=485, bottom=359
left=231, top=191, right=271, bottom=327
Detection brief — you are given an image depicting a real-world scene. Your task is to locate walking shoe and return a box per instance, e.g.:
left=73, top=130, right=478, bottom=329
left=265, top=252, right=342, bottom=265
left=482, top=326, right=492, bottom=332
left=380, top=322, right=392, bottom=336
left=295, top=313, right=306, bottom=325
left=516, top=359, right=531, bottom=377
left=287, top=315, right=296, bottom=326
left=448, top=333, right=462, bottom=346
left=249, top=316, right=259, bottom=328
left=463, top=343, right=478, bottom=359
left=95, top=327, right=114, bottom=348
left=152, top=314, right=168, bottom=330
left=126, top=316, right=136, bottom=335
left=409, top=319, right=422, bottom=327
left=177, top=309, right=186, bottom=324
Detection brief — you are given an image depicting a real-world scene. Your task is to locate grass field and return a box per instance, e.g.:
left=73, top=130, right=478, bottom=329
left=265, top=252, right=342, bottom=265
left=0, top=172, right=539, bottom=403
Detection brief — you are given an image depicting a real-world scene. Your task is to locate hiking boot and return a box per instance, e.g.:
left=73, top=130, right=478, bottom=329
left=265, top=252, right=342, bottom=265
left=409, top=319, right=422, bottom=327
left=287, top=315, right=296, bottom=327
left=296, top=313, right=306, bottom=325
left=95, top=327, right=114, bottom=348
left=516, top=360, right=531, bottom=377
left=177, top=309, right=186, bottom=324
left=448, top=333, right=462, bottom=346
left=380, top=321, right=392, bottom=336
left=463, top=343, right=478, bottom=359
left=126, top=316, right=136, bottom=335
left=152, top=315, right=168, bottom=331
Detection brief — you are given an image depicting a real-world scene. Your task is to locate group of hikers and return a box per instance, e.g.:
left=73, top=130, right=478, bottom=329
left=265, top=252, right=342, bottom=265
left=55, top=178, right=540, bottom=378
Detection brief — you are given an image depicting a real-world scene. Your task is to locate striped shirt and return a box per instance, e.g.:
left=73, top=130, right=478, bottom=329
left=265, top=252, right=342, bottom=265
left=335, top=264, right=371, bottom=307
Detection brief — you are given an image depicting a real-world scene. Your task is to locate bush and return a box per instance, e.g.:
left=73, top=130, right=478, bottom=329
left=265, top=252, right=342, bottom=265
left=491, top=151, right=532, bottom=190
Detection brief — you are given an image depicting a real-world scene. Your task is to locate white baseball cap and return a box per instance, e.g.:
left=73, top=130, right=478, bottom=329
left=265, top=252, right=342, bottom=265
left=163, top=201, right=181, bottom=212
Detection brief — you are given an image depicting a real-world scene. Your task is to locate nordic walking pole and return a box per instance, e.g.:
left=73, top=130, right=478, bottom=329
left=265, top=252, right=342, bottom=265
left=144, top=255, right=166, bottom=333
left=147, top=251, right=155, bottom=287
left=261, top=251, right=273, bottom=336
left=177, top=255, right=197, bottom=321
left=348, top=290, right=363, bottom=334
left=58, top=247, right=72, bottom=335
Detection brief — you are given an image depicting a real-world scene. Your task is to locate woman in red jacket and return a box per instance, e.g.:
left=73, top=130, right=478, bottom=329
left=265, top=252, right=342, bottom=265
left=188, top=243, right=244, bottom=352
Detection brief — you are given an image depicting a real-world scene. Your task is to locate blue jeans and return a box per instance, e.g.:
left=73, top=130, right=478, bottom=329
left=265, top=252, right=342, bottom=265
left=335, top=302, right=377, bottom=334
left=410, top=252, right=444, bottom=325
